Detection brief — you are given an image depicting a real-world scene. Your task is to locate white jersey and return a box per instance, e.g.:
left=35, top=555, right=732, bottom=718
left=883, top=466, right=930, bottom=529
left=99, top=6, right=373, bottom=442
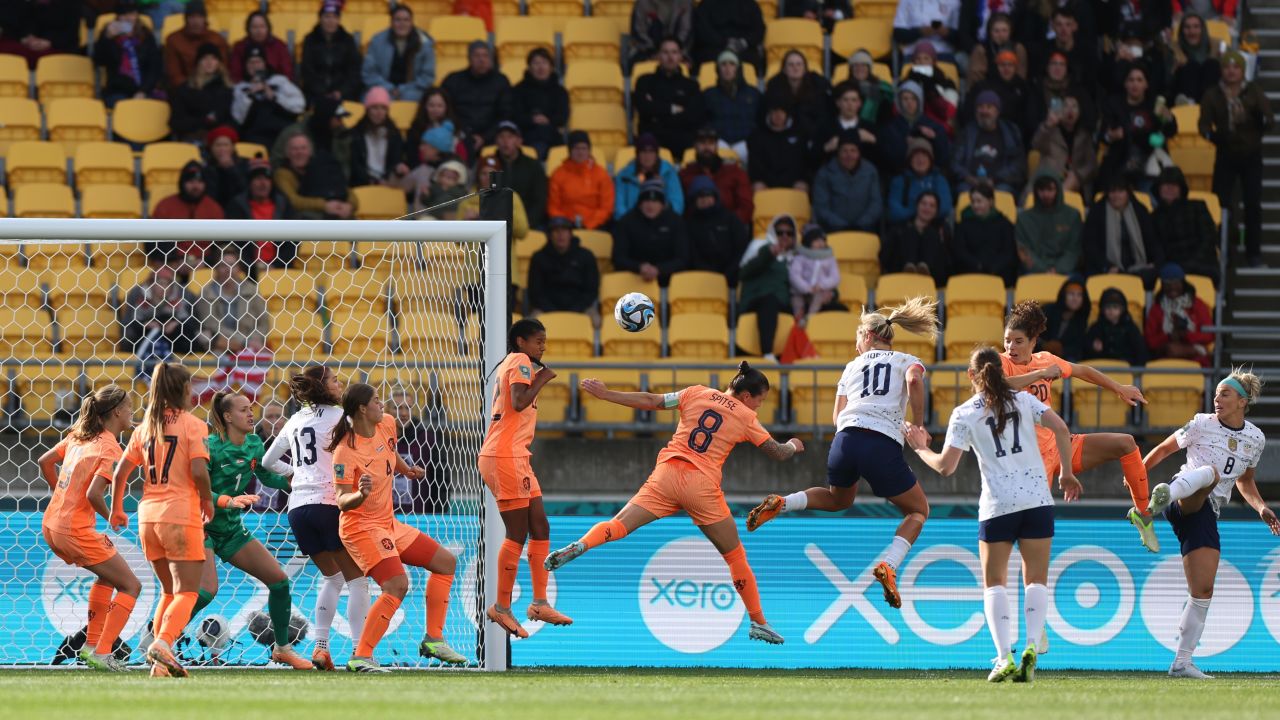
left=1174, top=413, right=1266, bottom=516
left=834, top=350, right=925, bottom=444
left=945, top=392, right=1054, bottom=521
left=262, top=404, right=342, bottom=510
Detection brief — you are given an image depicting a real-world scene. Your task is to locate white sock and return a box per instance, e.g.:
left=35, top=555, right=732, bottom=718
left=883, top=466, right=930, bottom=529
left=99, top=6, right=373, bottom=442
left=782, top=491, right=808, bottom=512
left=984, top=586, right=1012, bottom=659
left=346, top=576, right=371, bottom=640
left=880, top=536, right=912, bottom=570
left=1174, top=596, right=1211, bottom=667
left=1024, top=584, right=1048, bottom=653
left=314, top=572, right=343, bottom=643
left=1169, top=466, right=1217, bottom=503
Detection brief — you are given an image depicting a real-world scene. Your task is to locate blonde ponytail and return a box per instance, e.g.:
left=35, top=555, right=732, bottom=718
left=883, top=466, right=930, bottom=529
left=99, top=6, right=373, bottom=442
left=860, top=296, right=940, bottom=344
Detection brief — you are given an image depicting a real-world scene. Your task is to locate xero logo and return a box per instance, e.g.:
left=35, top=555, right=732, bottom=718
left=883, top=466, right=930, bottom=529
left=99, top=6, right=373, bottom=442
left=639, top=537, right=743, bottom=653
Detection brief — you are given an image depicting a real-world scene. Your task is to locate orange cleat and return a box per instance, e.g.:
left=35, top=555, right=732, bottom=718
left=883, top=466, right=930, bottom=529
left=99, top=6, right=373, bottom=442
left=873, top=562, right=901, bottom=609
left=146, top=640, right=187, bottom=678
left=312, top=646, right=335, bottom=671
left=272, top=644, right=315, bottom=670
left=526, top=603, right=573, bottom=626
left=487, top=604, right=529, bottom=638
left=746, top=494, right=784, bottom=532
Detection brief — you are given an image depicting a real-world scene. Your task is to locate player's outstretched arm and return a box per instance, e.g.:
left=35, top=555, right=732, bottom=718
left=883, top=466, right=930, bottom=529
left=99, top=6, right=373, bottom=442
left=759, top=438, right=804, bottom=462
left=1006, top=364, right=1061, bottom=390
left=905, top=425, right=963, bottom=476
left=1234, top=468, right=1280, bottom=536
left=394, top=453, right=425, bottom=480
left=1070, top=362, right=1147, bottom=406
left=1142, top=433, right=1180, bottom=473
left=36, top=448, right=59, bottom=491
left=579, top=378, right=666, bottom=410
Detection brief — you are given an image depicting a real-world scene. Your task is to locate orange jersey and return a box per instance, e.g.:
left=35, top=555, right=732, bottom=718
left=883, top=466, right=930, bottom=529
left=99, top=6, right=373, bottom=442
left=43, top=432, right=123, bottom=534
left=1001, top=351, right=1073, bottom=458
left=333, top=415, right=400, bottom=531
left=654, top=386, right=772, bottom=485
left=122, top=411, right=210, bottom=528
left=479, top=352, right=537, bottom=458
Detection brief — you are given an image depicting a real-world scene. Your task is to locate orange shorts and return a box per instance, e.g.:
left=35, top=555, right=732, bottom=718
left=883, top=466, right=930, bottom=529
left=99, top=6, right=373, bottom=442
left=1042, top=434, right=1086, bottom=482
left=138, top=522, right=206, bottom=562
left=43, top=526, right=117, bottom=567
left=630, top=459, right=731, bottom=527
left=341, top=519, right=423, bottom=575
left=479, top=455, right=542, bottom=511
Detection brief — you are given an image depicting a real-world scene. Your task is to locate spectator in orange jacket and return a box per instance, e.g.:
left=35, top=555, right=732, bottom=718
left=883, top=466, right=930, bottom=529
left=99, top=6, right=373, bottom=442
left=678, top=126, right=753, bottom=226
left=1145, top=263, right=1214, bottom=367
left=548, top=131, right=614, bottom=230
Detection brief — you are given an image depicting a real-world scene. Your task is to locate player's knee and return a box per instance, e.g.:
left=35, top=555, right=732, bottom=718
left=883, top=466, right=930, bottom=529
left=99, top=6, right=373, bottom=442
left=1119, top=434, right=1138, bottom=455
left=529, top=519, right=550, bottom=541
left=435, top=549, right=457, bottom=575
left=119, top=576, right=144, bottom=598
left=381, top=574, right=410, bottom=598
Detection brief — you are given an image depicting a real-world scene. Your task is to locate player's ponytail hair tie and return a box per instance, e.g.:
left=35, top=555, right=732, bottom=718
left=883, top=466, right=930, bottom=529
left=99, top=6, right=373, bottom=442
left=71, top=384, right=129, bottom=442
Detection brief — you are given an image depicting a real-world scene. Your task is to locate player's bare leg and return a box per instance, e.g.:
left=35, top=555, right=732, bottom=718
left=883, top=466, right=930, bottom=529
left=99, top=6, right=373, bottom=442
left=546, top=503, right=659, bottom=571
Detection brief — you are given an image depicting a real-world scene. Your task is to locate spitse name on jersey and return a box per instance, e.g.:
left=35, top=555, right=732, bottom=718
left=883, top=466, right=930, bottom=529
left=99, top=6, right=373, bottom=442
left=945, top=392, right=1054, bottom=522
left=835, top=350, right=924, bottom=444
left=1175, top=413, right=1266, bottom=515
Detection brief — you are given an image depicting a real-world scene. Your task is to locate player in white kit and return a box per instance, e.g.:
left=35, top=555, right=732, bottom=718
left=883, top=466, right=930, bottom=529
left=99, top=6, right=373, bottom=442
left=262, top=366, right=371, bottom=671
left=1143, top=369, right=1279, bottom=679
left=907, top=347, right=1080, bottom=684
left=747, top=297, right=940, bottom=608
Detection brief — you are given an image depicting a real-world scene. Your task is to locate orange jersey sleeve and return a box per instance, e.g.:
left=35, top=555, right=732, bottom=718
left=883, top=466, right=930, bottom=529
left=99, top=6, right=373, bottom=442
left=655, top=386, right=773, bottom=485
left=479, top=352, right=537, bottom=458
left=43, top=432, right=123, bottom=534
left=130, top=411, right=209, bottom=528
left=1001, top=351, right=1072, bottom=459
left=335, top=415, right=400, bottom=531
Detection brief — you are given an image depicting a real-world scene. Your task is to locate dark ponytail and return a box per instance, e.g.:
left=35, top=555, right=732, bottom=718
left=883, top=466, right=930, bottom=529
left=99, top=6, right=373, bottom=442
left=327, top=383, right=376, bottom=453
left=971, top=347, right=1018, bottom=434
left=71, top=385, right=128, bottom=441
left=507, top=318, right=546, bottom=354
left=290, top=365, right=337, bottom=407
left=728, top=360, right=770, bottom=397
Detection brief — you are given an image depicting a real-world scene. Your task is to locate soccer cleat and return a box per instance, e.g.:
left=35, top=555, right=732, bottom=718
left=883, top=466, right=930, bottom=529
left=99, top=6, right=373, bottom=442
left=1148, top=483, right=1173, bottom=518
left=1128, top=507, right=1160, bottom=553
left=544, top=541, right=587, bottom=571
left=1169, top=663, right=1214, bottom=679
left=81, top=649, right=123, bottom=671
left=527, top=602, right=573, bottom=626
left=487, top=604, right=530, bottom=638
left=1013, top=645, right=1037, bottom=683
left=312, top=646, right=335, bottom=672
left=346, top=657, right=390, bottom=673
left=419, top=638, right=468, bottom=665
left=146, top=640, right=187, bottom=678
left=748, top=621, right=785, bottom=644
left=149, top=662, right=170, bottom=678
left=271, top=644, right=315, bottom=670
left=873, top=562, right=902, bottom=609
left=746, top=494, right=784, bottom=532
left=988, top=654, right=1018, bottom=682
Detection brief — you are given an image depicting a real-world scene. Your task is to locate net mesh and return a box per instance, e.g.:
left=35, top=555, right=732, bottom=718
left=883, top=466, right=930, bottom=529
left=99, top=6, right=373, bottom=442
left=0, top=234, right=494, bottom=667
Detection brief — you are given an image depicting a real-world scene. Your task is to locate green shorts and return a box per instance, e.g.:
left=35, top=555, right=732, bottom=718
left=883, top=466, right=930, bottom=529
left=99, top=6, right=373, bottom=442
left=204, top=523, right=255, bottom=562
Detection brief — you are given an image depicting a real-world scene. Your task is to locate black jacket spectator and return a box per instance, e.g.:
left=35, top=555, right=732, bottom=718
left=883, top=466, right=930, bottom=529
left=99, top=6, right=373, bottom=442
left=527, top=231, right=601, bottom=314
left=0, top=0, right=79, bottom=68
left=692, top=0, right=764, bottom=67
left=299, top=17, right=362, bottom=104
left=1151, top=167, right=1219, bottom=282
left=349, top=114, right=407, bottom=187
left=1018, top=2, right=1098, bottom=79
left=1085, top=288, right=1148, bottom=365
left=92, top=19, right=163, bottom=106
left=441, top=47, right=511, bottom=141
left=1098, top=68, right=1178, bottom=182
left=495, top=126, right=550, bottom=230
left=612, top=203, right=690, bottom=287
left=880, top=193, right=950, bottom=286
left=121, top=265, right=208, bottom=355
left=1168, top=14, right=1220, bottom=106
left=504, top=50, right=570, bottom=159
left=169, top=46, right=234, bottom=144
left=684, top=176, right=751, bottom=287
left=763, top=51, right=832, bottom=137
left=747, top=104, right=810, bottom=190
left=878, top=81, right=951, bottom=177
left=1042, top=276, right=1091, bottom=361
left=634, top=51, right=705, bottom=160
left=1082, top=183, right=1163, bottom=284
left=962, top=68, right=1032, bottom=139
left=951, top=204, right=1018, bottom=286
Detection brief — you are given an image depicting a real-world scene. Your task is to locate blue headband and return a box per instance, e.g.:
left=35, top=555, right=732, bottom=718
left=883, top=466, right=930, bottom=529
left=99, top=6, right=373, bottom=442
left=1220, top=377, right=1249, bottom=401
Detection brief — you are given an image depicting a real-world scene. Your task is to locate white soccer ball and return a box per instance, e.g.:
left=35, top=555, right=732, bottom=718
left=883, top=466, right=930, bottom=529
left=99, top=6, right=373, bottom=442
left=197, top=614, right=232, bottom=651
left=614, top=292, right=656, bottom=332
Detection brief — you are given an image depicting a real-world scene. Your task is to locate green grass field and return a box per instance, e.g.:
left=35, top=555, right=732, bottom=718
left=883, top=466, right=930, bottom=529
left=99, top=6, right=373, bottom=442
left=4, top=668, right=1280, bottom=720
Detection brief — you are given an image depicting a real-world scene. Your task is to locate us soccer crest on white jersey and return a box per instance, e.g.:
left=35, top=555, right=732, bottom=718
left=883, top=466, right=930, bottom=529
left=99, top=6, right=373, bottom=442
left=1174, top=413, right=1266, bottom=515
left=834, top=350, right=925, bottom=444
left=262, top=404, right=342, bottom=510
left=945, top=392, right=1054, bottom=521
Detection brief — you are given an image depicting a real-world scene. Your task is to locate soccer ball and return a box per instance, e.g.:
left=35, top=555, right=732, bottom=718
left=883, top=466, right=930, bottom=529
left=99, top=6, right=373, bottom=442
left=197, top=614, right=232, bottom=651
left=614, top=292, right=656, bottom=332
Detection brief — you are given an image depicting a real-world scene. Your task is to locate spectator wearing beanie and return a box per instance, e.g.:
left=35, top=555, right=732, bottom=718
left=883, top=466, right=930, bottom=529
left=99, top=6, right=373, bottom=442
left=848, top=50, right=894, bottom=125
left=163, top=0, right=229, bottom=89
left=634, top=37, right=705, bottom=160
left=612, top=179, right=690, bottom=286
left=738, top=214, right=797, bottom=361
left=961, top=49, right=1031, bottom=136
left=400, top=125, right=454, bottom=214
left=684, top=175, right=750, bottom=287
left=527, top=217, right=603, bottom=327
left=1146, top=263, right=1213, bottom=366
left=812, top=131, right=882, bottom=233
left=967, top=12, right=1028, bottom=85
left=505, top=47, right=570, bottom=159
left=492, top=121, right=549, bottom=230
left=350, top=86, right=409, bottom=187
left=878, top=80, right=950, bottom=177
left=458, top=157, right=530, bottom=241
left=1082, top=177, right=1162, bottom=286
left=549, top=131, right=614, bottom=230
left=902, top=41, right=958, bottom=131
left=888, top=137, right=952, bottom=225
left=951, top=183, right=1017, bottom=286
left=1085, top=287, right=1147, bottom=366
left=169, top=41, right=234, bottom=144
left=227, top=156, right=298, bottom=270
left=150, top=160, right=224, bottom=264
left=421, top=159, right=469, bottom=220
left=789, top=224, right=843, bottom=325
left=229, top=11, right=295, bottom=82
left=1151, top=166, right=1219, bottom=283
left=231, top=45, right=306, bottom=147
left=748, top=101, right=811, bottom=192
left=679, top=126, right=753, bottom=226
left=203, top=125, right=249, bottom=210
left=952, top=89, right=1025, bottom=193
left=614, top=133, right=684, bottom=220
left=701, top=50, right=761, bottom=163
left=300, top=0, right=363, bottom=104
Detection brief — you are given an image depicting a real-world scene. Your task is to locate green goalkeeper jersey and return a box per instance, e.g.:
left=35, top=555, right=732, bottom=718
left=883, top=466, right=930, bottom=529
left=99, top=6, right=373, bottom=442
left=206, top=433, right=290, bottom=535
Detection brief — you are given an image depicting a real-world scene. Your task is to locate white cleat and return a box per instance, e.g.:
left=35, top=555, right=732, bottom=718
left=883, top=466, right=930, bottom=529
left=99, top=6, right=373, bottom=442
left=1148, top=483, right=1173, bottom=517
left=988, top=654, right=1018, bottom=682
left=748, top=622, right=785, bottom=645
left=1169, top=663, right=1213, bottom=679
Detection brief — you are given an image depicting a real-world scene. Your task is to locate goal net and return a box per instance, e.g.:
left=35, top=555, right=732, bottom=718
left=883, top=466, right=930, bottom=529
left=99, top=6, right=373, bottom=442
left=0, top=218, right=509, bottom=669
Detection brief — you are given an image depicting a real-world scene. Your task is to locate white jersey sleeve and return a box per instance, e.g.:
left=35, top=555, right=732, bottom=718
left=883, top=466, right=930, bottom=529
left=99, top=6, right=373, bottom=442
left=834, top=350, right=925, bottom=444
left=1176, top=414, right=1267, bottom=515
left=279, top=405, right=343, bottom=510
left=950, top=392, right=1054, bottom=521
left=262, top=431, right=293, bottom=477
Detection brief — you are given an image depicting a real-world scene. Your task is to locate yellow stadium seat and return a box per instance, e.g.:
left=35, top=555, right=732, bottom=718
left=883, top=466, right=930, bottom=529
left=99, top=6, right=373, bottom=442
left=830, top=18, right=893, bottom=60
left=527, top=0, right=586, bottom=33
left=7, top=141, right=68, bottom=189
left=537, top=311, right=597, bottom=358
left=0, top=98, right=40, bottom=155
left=88, top=240, right=146, bottom=270
left=1142, top=359, right=1205, bottom=428
left=235, top=141, right=269, bottom=161
left=630, top=60, right=659, bottom=82
left=1014, top=273, right=1065, bottom=307
left=296, top=241, right=353, bottom=273
left=46, top=97, right=108, bottom=153
left=352, top=185, right=408, bottom=220
left=0, top=53, right=29, bottom=97
left=1086, top=274, right=1145, bottom=324
left=46, top=269, right=109, bottom=307
left=158, top=13, right=186, bottom=43
left=495, top=17, right=555, bottom=64
left=613, top=144, right=676, bottom=170
left=111, top=98, right=171, bottom=145
left=429, top=16, right=488, bottom=59
left=875, top=272, right=937, bottom=308
left=944, top=315, right=1004, bottom=361
left=1072, top=359, right=1133, bottom=428
left=1188, top=190, right=1221, bottom=227
left=900, top=61, right=960, bottom=86
left=807, top=311, right=859, bottom=359
left=14, top=183, right=75, bottom=219
left=396, top=311, right=467, bottom=358
left=668, top=313, right=729, bottom=358
left=600, top=271, right=659, bottom=321
left=356, top=16, right=388, bottom=51
left=1, top=305, right=53, bottom=358
left=81, top=184, right=143, bottom=219
left=1205, top=19, right=1232, bottom=46
left=788, top=358, right=842, bottom=428
left=764, top=18, right=823, bottom=68
left=141, top=142, right=200, bottom=194
left=563, top=18, right=620, bottom=62
left=57, top=306, right=117, bottom=356
left=830, top=61, right=894, bottom=86
left=600, top=319, right=661, bottom=358
left=929, top=369, right=970, bottom=426
left=668, top=271, right=729, bottom=316
left=569, top=103, right=628, bottom=163
left=854, top=0, right=898, bottom=17
left=340, top=99, right=366, bottom=129
left=35, top=54, right=94, bottom=101
left=331, top=307, right=390, bottom=356
left=1167, top=105, right=1210, bottom=150
left=545, top=144, right=608, bottom=172
left=434, top=56, right=470, bottom=81
left=257, top=269, right=318, bottom=314
left=892, top=329, right=937, bottom=362
left=514, top=233, right=542, bottom=286
left=74, top=142, right=134, bottom=189
left=734, top=312, right=794, bottom=357
left=23, top=242, right=85, bottom=272
left=268, top=309, right=325, bottom=352
left=328, top=267, right=388, bottom=309
left=577, top=229, right=613, bottom=274
left=945, top=274, right=1006, bottom=320
left=956, top=190, right=1018, bottom=222
left=17, top=364, right=77, bottom=422
left=839, top=273, right=868, bottom=309
left=1170, top=145, right=1216, bottom=192
left=91, top=12, right=154, bottom=42
left=387, top=100, right=417, bottom=133
left=828, top=231, right=880, bottom=287
left=397, top=0, right=454, bottom=18
left=0, top=266, right=46, bottom=308
left=752, top=188, right=810, bottom=235
left=592, top=0, right=634, bottom=34
left=697, top=61, right=759, bottom=90
left=564, top=60, right=625, bottom=105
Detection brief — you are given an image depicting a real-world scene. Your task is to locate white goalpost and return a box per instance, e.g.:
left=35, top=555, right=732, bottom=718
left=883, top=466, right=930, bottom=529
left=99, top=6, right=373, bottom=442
left=0, top=218, right=510, bottom=671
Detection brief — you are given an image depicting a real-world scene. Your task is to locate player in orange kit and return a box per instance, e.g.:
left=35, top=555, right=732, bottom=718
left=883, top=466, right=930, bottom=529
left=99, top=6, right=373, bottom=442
left=480, top=319, right=573, bottom=639
left=544, top=362, right=805, bottom=644
left=329, top=383, right=467, bottom=672
left=109, top=363, right=214, bottom=678
left=38, top=385, right=142, bottom=672
left=1001, top=301, right=1156, bottom=556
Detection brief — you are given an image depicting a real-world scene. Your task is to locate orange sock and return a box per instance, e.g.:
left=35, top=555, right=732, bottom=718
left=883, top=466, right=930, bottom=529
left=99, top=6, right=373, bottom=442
left=581, top=519, right=628, bottom=550
left=527, top=539, right=550, bottom=602
left=497, top=538, right=523, bottom=607
left=158, top=591, right=197, bottom=646
left=85, top=583, right=113, bottom=648
left=1120, top=449, right=1150, bottom=513
left=426, top=573, right=453, bottom=639
left=151, top=593, right=173, bottom=643
left=95, top=592, right=137, bottom=655
left=722, top=545, right=766, bottom=625
left=355, top=593, right=402, bottom=657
